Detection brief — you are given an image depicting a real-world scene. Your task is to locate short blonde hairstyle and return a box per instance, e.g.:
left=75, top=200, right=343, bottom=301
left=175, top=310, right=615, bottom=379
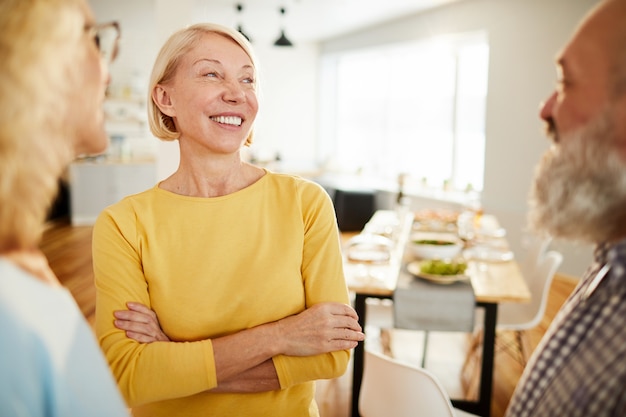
left=0, top=0, right=84, bottom=251
left=148, top=23, right=258, bottom=145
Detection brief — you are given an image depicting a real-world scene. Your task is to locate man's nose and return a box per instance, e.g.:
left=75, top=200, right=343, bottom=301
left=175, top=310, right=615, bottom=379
left=539, top=91, right=557, bottom=122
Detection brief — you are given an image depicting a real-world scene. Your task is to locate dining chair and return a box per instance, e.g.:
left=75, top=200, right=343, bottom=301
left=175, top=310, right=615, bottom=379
left=496, top=249, right=563, bottom=364
left=359, top=349, right=478, bottom=417
left=519, top=235, right=553, bottom=279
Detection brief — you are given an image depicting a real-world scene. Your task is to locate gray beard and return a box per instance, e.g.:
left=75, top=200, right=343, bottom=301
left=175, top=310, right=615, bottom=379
left=528, top=109, right=626, bottom=244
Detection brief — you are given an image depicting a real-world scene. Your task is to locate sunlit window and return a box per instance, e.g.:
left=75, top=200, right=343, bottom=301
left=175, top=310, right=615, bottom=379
left=319, top=32, right=489, bottom=192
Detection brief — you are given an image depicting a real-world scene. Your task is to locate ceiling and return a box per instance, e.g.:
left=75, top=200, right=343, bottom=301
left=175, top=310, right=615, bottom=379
left=207, top=0, right=466, bottom=43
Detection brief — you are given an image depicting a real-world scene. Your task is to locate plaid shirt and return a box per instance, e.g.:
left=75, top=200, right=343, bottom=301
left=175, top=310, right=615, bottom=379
left=505, top=238, right=626, bottom=417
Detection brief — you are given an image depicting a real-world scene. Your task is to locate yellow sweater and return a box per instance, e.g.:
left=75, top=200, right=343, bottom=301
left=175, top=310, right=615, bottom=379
left=93, top=171, right=351, bottom=417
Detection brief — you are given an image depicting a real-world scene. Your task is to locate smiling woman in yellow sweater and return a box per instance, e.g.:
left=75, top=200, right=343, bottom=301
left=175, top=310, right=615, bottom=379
left=92, top=22, right=364, bottom=417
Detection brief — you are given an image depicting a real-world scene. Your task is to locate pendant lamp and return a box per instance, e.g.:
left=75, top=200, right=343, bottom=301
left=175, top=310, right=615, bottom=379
left=235, top=3, right=251, bottom=42
left=274, top=7, right=293, bottom=47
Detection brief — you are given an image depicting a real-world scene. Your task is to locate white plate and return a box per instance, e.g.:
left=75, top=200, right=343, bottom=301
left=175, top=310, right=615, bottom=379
left=347, top=248, right=390, bottom=263
left=406, top=261, right=469, bottom=285
left=345, top=233, right=393, bottom=263
left=463, top=247, right=514, bottom=262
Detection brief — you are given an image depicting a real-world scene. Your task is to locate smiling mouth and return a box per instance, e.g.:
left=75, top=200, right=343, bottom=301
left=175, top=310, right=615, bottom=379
left=210, top=115, right=243, bottom=127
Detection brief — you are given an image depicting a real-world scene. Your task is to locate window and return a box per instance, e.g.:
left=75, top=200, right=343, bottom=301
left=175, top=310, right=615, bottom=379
left=319, top=32, right=489, bottom=192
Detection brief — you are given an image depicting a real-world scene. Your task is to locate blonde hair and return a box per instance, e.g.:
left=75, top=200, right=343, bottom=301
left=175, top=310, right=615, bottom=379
left=0, top=0, right=83, bottom=251
left=148, top=22, right=258, bottom=145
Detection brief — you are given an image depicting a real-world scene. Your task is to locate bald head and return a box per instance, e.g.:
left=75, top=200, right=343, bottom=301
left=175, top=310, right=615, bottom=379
left=559, top=0, right=626, bottom=140
left=607, top=2, right=626, bottom=96
left=581, top=0, right=626, bottom=95
left=594, top=0, right=626, bottom=143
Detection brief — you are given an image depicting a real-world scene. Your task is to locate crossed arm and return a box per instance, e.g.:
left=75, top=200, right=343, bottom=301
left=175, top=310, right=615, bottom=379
left=113, top=301, right=364, bottom=393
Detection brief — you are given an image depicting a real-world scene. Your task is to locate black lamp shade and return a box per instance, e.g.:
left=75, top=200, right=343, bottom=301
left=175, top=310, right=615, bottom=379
left=274, top=29, right=293, bottom=46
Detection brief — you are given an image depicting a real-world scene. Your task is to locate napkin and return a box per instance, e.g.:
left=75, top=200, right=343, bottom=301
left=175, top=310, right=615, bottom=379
left=393, top=267, right=475, bottom=332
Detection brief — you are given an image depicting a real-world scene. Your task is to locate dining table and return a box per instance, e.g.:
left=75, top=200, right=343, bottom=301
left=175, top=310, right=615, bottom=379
left=344, top=209, right=532, bottom=417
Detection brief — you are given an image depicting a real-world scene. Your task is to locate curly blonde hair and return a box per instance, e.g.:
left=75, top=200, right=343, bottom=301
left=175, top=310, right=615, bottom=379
left=0, top=0, right=83, bottom=251
left=147, top=22, right=258, bottom=145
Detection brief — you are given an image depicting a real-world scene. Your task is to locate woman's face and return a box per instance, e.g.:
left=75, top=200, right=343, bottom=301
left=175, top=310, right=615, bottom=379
left=156, top=32, right=258, bottom=155
left=68, top=0, right=111, bottom=156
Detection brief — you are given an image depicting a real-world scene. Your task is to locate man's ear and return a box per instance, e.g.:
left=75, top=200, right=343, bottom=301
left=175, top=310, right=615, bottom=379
left=152, top=85, right=175, bottom=117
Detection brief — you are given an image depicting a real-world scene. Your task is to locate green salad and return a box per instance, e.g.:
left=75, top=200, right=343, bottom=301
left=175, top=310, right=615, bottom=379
left=413, top=239, right=456, bottom=246
left=420, top=259, right=467, bottom=275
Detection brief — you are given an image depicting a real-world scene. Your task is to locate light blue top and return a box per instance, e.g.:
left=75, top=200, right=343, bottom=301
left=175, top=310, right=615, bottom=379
left=0, top=258, right=128, bottom=417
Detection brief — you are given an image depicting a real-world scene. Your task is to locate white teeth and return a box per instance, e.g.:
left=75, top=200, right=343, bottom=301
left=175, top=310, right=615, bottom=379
left=211, top=115, right=242, bottom=126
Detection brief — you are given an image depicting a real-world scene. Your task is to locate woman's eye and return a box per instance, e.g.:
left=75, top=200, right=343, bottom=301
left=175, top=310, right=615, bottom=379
left=205, top=72, right=219, bottom=78
left=242, top=77, right=255, bottom=84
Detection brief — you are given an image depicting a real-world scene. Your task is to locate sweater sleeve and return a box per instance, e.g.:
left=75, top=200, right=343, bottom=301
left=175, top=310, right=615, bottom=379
left=272, top=180, right=353, bottom=388
left=92, top=200, right=217, bottom=406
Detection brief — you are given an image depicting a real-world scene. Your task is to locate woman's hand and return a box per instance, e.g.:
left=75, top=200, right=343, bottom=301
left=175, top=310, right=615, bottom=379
left=276, top=302, right=364, bottom=356
left=114, top=302, right=170, bottom=343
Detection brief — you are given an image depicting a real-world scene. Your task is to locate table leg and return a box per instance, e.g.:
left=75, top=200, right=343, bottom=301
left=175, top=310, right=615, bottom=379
left=351, top=293, right=367, bottom=417
left=452, top=302, right=498, bottom=417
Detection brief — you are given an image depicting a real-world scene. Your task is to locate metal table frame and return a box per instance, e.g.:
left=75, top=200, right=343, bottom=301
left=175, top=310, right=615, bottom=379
left=350, top=292, right=498, bottom=417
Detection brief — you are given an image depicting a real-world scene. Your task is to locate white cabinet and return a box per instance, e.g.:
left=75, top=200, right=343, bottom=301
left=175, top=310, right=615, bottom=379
left=69, top=159, right=156, bottom=225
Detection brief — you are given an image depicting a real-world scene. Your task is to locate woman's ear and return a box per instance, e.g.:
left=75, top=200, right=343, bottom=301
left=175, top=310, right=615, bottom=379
left=152, top=85, right=175, bottom=117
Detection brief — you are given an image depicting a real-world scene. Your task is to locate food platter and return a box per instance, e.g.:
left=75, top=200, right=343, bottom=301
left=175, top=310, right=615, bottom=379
left=408, top=232, right=463, bottom=260
left=406, top=261, right=469, bottom=285
left=412, top=209, right=459, bottom=233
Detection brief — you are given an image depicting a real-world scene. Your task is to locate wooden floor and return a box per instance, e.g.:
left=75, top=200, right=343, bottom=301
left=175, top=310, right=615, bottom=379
left=41, top=220, right=98, bottom=326
left=40, top=218, right=578, bottom=417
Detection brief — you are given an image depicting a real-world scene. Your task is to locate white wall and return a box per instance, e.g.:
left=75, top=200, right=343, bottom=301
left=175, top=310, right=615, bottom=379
left=320, top=0, right=599, bottom=277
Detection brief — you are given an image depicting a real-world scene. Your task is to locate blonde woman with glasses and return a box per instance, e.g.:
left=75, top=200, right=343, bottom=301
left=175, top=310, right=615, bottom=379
left=0, top=0, right=127, bottom=415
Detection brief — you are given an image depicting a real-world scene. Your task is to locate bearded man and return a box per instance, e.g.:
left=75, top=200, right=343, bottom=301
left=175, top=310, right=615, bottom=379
left=505, top=0, right=626, bottom=416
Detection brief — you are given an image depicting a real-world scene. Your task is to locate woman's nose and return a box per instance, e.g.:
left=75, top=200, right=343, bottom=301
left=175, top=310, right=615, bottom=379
left=539, top=91, right=556, bottom=122
left=223, top=79, right=245, bottom=103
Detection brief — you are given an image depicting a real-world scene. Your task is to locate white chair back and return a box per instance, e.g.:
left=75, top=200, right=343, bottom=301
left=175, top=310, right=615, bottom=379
left=359, top=349, right=477, bottom=417
left=520, top=235, right=552, bottom=279
left=498, top=250, right=563, bottom=330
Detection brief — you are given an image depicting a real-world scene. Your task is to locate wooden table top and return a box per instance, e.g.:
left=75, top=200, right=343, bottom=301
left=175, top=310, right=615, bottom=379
left=343, top=210, right=531, bottom=304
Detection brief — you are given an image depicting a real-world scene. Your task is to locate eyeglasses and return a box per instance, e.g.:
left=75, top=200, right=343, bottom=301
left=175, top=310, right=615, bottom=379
left=86, top=21, right=121, bottom=64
